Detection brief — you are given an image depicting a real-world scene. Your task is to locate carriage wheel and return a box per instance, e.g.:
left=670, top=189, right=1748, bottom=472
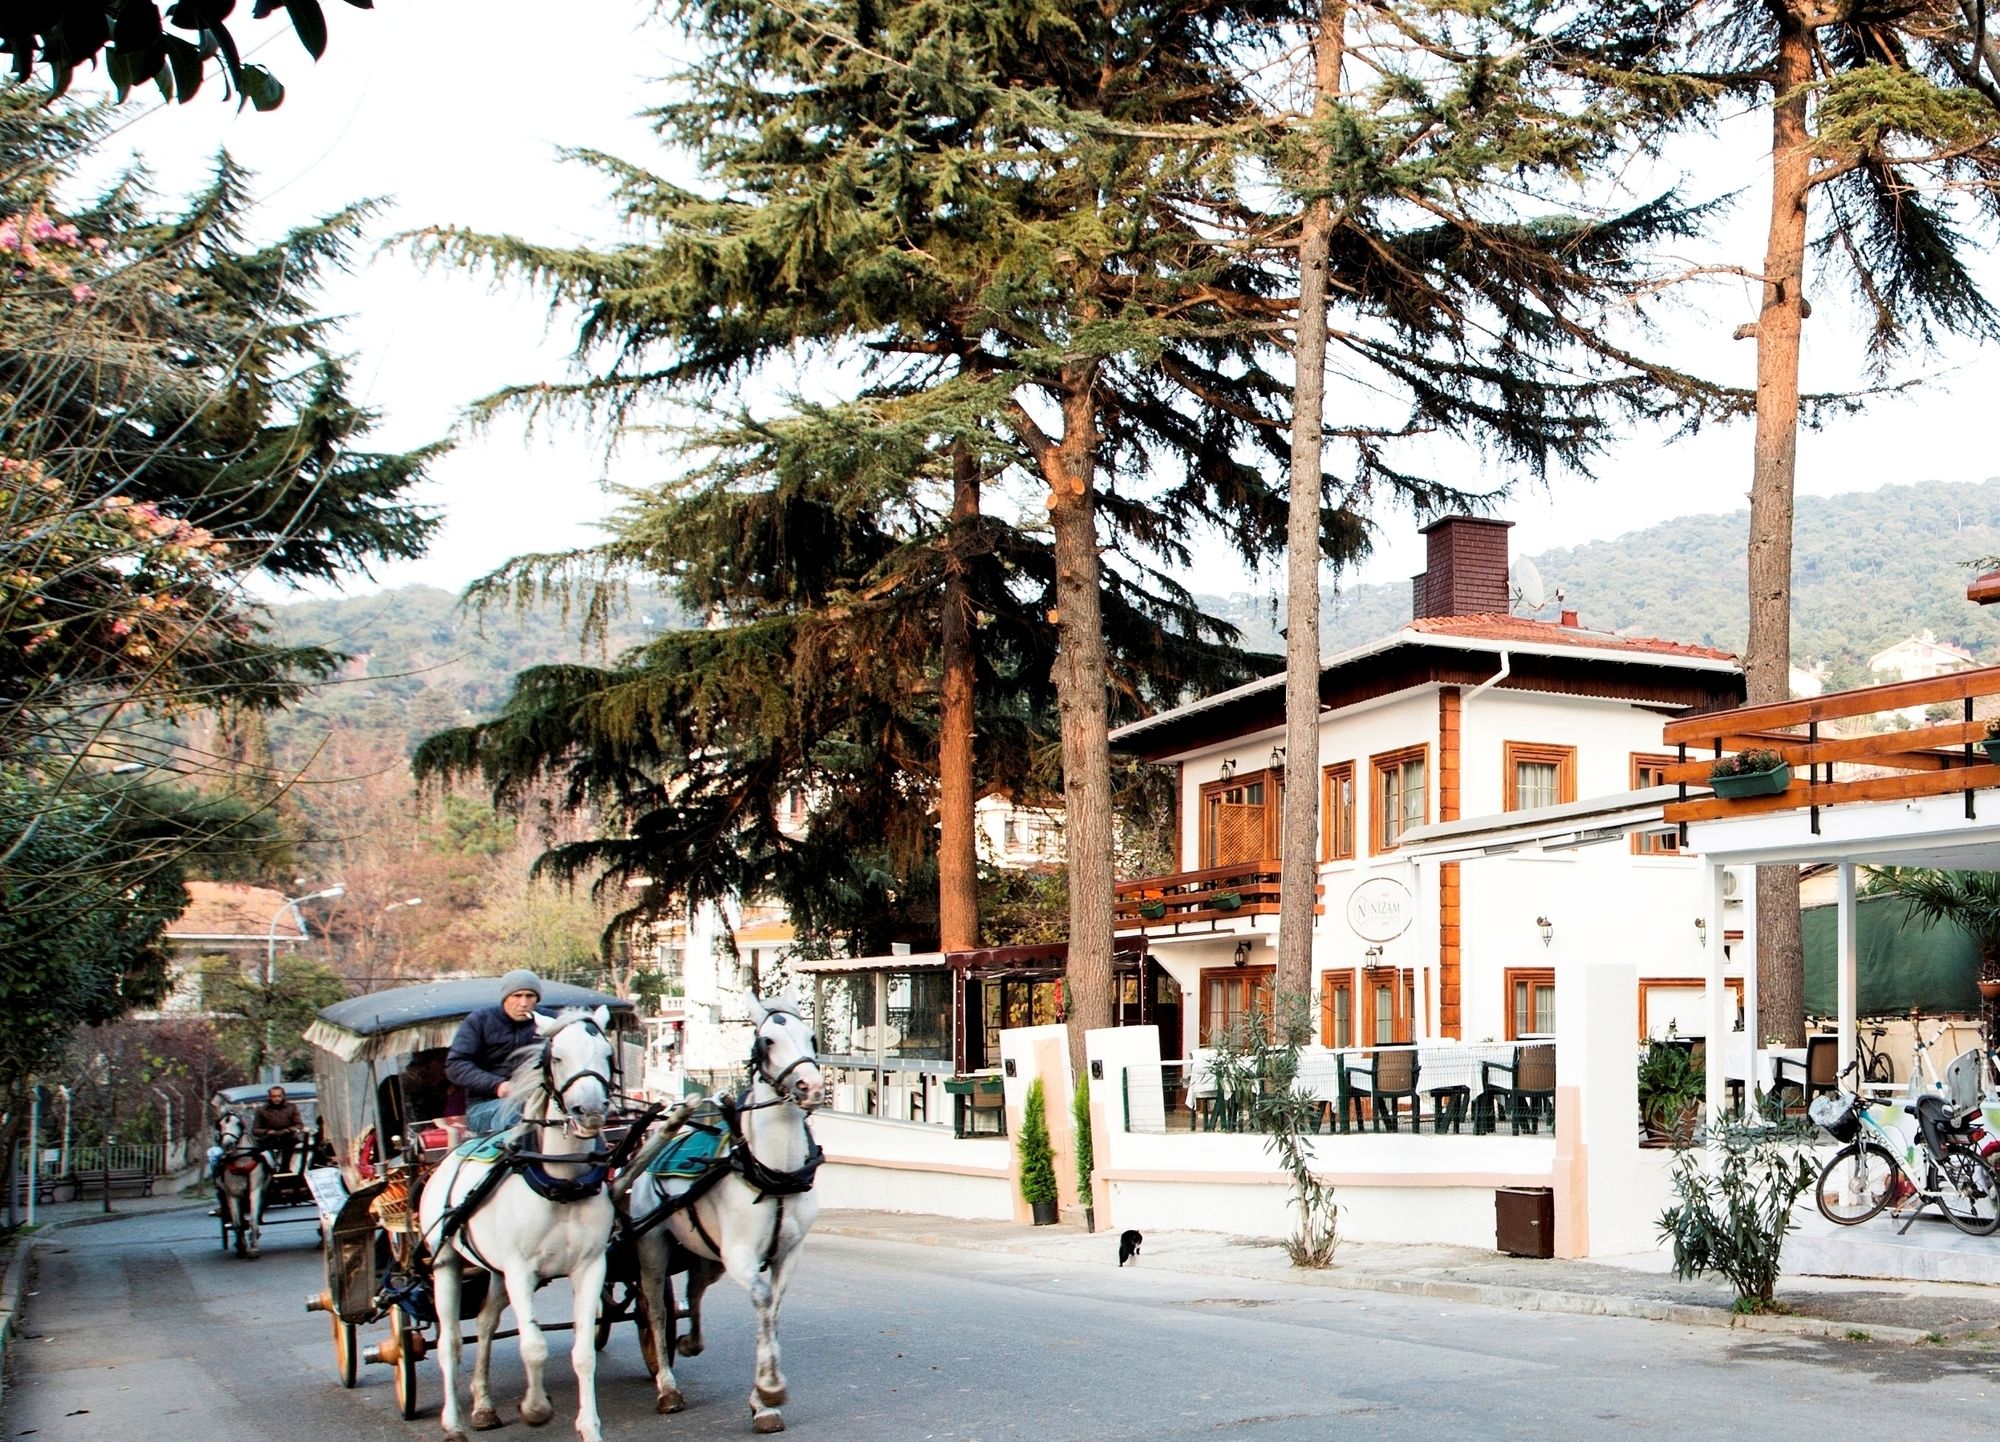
left=390, top=1308, right=421, bottom=1420
left=330, top=1311, right=358, bottom=1389
left=594, top=1277, right=628, bottom=1352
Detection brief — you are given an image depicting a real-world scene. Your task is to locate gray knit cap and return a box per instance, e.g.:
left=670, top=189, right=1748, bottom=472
left=498, top=969, right=543, bottom=1002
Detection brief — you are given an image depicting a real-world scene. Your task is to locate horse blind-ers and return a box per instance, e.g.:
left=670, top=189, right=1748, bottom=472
left=214, top=1109, right=271, bottom=1257
left=620, top=994, right=825, bottom=1433
left=416, top=1006, right=618, bottom=1442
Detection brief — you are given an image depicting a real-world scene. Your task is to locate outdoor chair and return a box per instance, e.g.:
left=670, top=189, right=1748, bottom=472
left=1771, top=1034, right=1839, bottom=1117
left=1368, top=1048, right=1422, bottom=1133
left=1333, top=1052, right=1372, bottom=1133
left=1478, top=1044, right=1556, bottom=1135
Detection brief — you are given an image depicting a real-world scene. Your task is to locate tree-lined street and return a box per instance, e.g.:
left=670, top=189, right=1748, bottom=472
left=11, top=1206, right=1998, bottom=1441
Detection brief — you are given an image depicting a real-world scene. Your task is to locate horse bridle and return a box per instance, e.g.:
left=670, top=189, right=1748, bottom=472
left=534, top=1019, right=614, bottom=1135
left=743, top=1010, right=821, bottom=1110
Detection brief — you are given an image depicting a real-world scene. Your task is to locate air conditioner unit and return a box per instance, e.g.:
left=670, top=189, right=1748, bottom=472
left=1720, top=867, right=1747, bottom=902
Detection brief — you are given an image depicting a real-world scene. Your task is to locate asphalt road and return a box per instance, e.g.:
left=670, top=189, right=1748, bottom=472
left=10, top=1205, right=2000, bottom=1442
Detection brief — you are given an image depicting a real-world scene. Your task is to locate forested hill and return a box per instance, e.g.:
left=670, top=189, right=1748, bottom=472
left=261, top=584, right=683, bottom=761
left=265, top=476, right=2000, bottom=762
left=1206, top=477, right=2000, bottom=684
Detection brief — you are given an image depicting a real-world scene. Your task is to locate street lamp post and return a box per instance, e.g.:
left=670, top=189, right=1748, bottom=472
left=264, top=885, right=345, bottom=1084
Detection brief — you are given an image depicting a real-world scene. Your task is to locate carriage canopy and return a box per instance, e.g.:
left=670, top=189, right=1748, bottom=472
left=306, top=978, right=635, bottom=1188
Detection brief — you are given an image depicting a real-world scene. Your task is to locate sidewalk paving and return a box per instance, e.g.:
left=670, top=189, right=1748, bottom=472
left=814, top=1209, right=2000, bottom=1346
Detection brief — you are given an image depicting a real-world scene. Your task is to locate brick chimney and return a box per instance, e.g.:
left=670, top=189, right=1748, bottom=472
left=1410, top=516, right=1513, bottom=619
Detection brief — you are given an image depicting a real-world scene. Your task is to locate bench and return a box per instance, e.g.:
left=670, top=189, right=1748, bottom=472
left=67, top=1168, right=155, bottom=1200
left=12, top=1174, right=58, bottom=1207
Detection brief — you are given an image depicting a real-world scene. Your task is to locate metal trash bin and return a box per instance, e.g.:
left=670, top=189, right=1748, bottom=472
left=1495, top=1186, right=1554, bottom=1258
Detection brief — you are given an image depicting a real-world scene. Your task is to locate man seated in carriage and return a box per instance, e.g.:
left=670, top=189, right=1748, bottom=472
left=446, top=969, right=545, bottom=1133
left=251, top=1085, right=307, bottom=1172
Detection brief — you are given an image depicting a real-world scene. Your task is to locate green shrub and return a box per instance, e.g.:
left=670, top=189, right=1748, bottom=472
left=1072, top=1076, right=1093, bottom=1204
left=1657, top=1119, right=1815, bottom=1311
left=1018, top=1078, right=1058, bottom=1205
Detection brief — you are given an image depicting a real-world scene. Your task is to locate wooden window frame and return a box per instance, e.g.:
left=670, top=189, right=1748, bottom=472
left=1504, top=966, right=1557, bottom=1041
left=1198, top=965, right=1275, bottom=1044
left=1369, top=744, right=1430, bottom=855
left=1630, top=753, right=1682, bottom=855
left=1198, top=767, right=1280, bottom=869
left=1321, top=761, right=1356, bottom=862
left=1502, top=740, right=1576, bottom=812
left=1361, top=965, right=1414, bottom=1045
left=1320, top=969, right=1356, bottom=1049
left=1636, top=977, right=1745, bottom=1040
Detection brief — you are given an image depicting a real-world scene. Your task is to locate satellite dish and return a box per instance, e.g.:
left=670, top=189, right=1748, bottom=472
left=1510, top=557, right=1546, bottom=613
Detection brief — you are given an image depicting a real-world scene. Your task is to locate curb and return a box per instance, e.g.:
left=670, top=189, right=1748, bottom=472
left=0, top=1228, right=35, bottom=1405
left=812, top=1221, right=1964, bottom=1347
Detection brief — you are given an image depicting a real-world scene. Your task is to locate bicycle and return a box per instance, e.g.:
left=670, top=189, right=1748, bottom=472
left=1801, top=1012, right=1894, bottom=1086
left=1811, top=1057, right=2000, bottom=1237
left=1855, top=1019, right=1895, bottom=1086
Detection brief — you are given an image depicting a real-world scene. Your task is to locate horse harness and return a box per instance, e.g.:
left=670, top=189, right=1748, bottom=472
left=431, top=1026, right=616, bottom=1275
left=622, top=1019, right=824, bottom=1272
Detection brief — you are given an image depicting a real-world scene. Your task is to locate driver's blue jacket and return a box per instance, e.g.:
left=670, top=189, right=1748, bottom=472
left=446, top=1006, right=539, bottom=1103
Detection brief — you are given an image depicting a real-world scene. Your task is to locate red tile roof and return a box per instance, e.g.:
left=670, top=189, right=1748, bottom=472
left=1404, top=613, right=1737, bottom=663
left=165, top=881, right=308, bottom=941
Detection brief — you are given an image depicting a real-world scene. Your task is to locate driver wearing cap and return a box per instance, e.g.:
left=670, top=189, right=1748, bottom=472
left=447, top=970, right=544, bottom=1133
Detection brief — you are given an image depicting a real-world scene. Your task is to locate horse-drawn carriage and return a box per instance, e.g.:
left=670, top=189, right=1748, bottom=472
left=209, top=1080, right=326, bottom=1255
left=298, top=977, right=826, bottom=1439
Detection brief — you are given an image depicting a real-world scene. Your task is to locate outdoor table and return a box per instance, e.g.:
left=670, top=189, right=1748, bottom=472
left=1719, top=1033, right=1805, bottom=1097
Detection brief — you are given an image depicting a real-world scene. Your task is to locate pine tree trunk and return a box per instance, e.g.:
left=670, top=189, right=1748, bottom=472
left=1748, top=4, right=1812, bottom=1049
left=1048, top=371, right=1115, bottom=1076
left=1276, top=0, right=1347, bottom=1025
left=937, top=440, right=981, bottom=953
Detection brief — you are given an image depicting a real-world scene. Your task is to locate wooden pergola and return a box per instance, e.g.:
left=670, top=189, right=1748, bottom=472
left=1662, top=665, right=2000, bottom=1116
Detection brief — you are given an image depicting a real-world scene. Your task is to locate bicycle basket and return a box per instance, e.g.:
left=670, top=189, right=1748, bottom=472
left=1808, top=1091, right=1859, bottom=1143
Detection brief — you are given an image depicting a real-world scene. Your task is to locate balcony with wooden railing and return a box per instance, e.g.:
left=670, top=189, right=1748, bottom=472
left=1113, top=859, right=1284, bottom=931
left=1660, top=666, right=2000, bottom=827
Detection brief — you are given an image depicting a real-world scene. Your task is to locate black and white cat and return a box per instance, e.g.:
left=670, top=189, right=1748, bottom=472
left=1117, top=1229, right=1143, bottom=1267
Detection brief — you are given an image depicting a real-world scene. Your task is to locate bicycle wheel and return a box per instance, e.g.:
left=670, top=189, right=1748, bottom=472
left=1814, top=1142, right=1896, bottom=1224
left=1864, top=1052, right=1894, bottom=1086
left=1935, top=1143, right=2000, bottom=1237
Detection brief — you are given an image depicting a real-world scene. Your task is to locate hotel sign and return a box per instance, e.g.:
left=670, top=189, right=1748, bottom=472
left=1346, top=877, right=1413, bottom=943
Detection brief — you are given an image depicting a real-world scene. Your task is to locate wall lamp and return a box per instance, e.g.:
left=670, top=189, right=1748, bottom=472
left=1270, top=745, right=1285, bottom=776
left=1363, top=944, right=1384, bottom=962
left=1536, top=915, right=1553, bottom=948
left=1694, top=916, right=1708, bottom=947
left=1232, top=940, right=1252, bottom=967
left=1218, top=758, right=1237, bottom=781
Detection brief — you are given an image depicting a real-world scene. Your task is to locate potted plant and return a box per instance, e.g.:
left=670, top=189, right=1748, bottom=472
left=1210, top=889, right=1242, bottom=912
left=1709, top=747, right=1791, bottom=799
left=1072, top=1076, right=1094, bottom=1233
left=1982, top=718, right=2000, bottom=764
left=1138, top=899, right=1168, bottom=921
left=1018, top=1077, right=1059, bottom=1225
left=1637, top=1039, right=1705, bottom=1146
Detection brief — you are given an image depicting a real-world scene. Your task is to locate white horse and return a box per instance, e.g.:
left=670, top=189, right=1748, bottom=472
left=417, top=1006, right=617, bottom=1442
left=622, top=995, right=824, bottom=1433
left=213, top=1110, right=270, bottom=1258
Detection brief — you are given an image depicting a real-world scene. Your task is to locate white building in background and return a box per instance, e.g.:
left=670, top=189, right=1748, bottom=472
left=637, top=786, right=1071, bottom=1097
left=142, top=880, right=309, bottom=1018
left=1868, top=631, right=1976, bottom=681
left=1869, top=631, right=1977, bottom=724
left=975, top=794, right=1065, bottom=867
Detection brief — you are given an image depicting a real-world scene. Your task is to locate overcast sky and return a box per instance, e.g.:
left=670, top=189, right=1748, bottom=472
left=67, top=2, right=2000, bottom=611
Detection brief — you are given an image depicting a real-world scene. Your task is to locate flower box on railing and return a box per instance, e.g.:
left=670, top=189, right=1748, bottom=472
left=1138, top=900, right=1168, bottom=920
left=1210, top=891, right=1242, bottom=912
left=1710, top=762, right=1791, bottom=799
